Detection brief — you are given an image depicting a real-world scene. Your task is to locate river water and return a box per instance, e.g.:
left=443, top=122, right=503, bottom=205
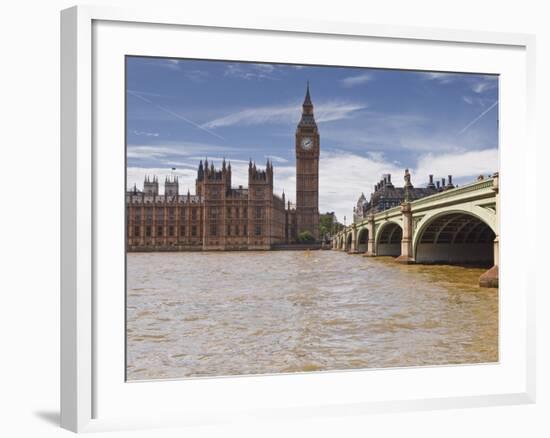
left=126, top=251, right=498, bottom=381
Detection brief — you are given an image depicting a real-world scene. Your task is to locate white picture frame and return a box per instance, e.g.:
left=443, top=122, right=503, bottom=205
left=60, top=5, right=537, bottom=433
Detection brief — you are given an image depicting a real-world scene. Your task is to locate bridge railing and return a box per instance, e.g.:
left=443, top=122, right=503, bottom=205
left=406, top=177, right=494, bottom=209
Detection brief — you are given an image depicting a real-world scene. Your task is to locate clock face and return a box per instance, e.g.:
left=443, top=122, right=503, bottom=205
left=301, top=137, right=313, bottom=150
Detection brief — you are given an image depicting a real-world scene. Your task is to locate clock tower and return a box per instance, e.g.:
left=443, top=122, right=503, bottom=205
left=295, top=82, right=320, bottom=241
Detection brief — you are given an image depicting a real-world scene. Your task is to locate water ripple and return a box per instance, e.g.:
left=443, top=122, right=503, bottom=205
left=126, top=251, right=498, bottom=380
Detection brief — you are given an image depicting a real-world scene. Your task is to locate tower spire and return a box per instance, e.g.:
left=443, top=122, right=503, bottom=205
left=299, top=81, right=315, bottom=126
left=303, top=80, right=312, bottom=107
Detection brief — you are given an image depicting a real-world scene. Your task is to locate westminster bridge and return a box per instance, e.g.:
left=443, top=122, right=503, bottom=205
left=332, top=174, right=499, bottom=288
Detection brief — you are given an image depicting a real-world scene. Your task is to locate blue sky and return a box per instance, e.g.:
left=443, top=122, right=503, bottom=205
left=126, top=56, right=498, bottom=223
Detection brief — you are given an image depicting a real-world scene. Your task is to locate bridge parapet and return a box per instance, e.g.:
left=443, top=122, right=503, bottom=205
left=409, top=178, right=494, bottom=208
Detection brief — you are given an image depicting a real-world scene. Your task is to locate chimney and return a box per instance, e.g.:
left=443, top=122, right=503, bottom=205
left=447, top=175, right=454, bottom=187
left=441, top=177, right=446, bottom=188
left=436, top=181, right=441, bottom=189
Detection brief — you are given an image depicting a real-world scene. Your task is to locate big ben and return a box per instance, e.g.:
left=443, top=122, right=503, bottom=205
left=295, top=82, right=320, bottom=241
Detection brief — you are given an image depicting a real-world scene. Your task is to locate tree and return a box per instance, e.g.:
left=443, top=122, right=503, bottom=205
left=319, top=212, right=344, bottom=240
left=297, top=230, right=315, bottom=243
left=319, top=214, right=333, bottom=237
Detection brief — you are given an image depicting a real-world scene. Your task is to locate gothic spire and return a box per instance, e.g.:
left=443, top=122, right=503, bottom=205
left=298, top=81, right=316, bottom=127
left=197, top=160, right=204, bottom=180
left=303, top=80, right=312, bottom=107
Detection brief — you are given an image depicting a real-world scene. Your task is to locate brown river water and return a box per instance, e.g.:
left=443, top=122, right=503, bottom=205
left=126, top=251, right=498, bottom=381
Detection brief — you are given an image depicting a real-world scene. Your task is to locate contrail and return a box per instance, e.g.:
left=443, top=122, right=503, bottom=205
left=127, top=90, right=225, bottom=140
left=458, top=100, right=498, bottom=135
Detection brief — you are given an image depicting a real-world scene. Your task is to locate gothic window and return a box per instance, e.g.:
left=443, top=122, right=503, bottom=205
left=227, top=207, right=232, bottom=218
left=255, top=207, right=262, bottom=219
left=180, top=225, right=185, bottom=236
left=244, top=224, right=247, bottom=235
left=191, top=225, right=197, bottom=236
left=169, top=226, right=174, bottom=237
left=243, top=207, right=247, bottom=218
left=157, top=226, right=163, bottom=237
left=255, top=224, right=262, bottom=236
left=191, top=209, right=197, bottom=220
left=134, top=226, right=140, bottom=237
left=210, top=224, right=217, bottom=236
left=235, top=225, right=239, bottom=236
left=227, top=224, right=231, bottom=236
left=209, top=208, right=218, bottom=219
left=145, top=226, right=151, bottom=237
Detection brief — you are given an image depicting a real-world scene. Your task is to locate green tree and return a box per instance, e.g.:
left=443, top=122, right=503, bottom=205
left=297, top=230, right=315, bottom=243
left=319, top=214, right=333, bottom=237
left=319, top=212, right=344, bottom=240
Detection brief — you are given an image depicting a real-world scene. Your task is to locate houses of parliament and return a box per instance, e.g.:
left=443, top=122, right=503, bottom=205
left=126, top=84, right=320, bottom=251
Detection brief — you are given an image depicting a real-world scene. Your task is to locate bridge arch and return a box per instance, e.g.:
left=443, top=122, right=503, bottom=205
left=356, top=227, right=369, bottom=252
left=413, top=209, right=496, bottom=265
left=375, top=221, right=403, bottom=257
left=345, top=232, right=353, bottom=251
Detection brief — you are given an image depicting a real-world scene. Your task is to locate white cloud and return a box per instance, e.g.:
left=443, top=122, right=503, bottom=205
left=253, top=64, right=275, bottom=73
left=420, top=72, right=498, bottom=96
left=316, top=101, right=368, bottom=123
left=414, top=149, right=498, bottom=182
left=127, top=143, right=238, bottom=161
left=224, top=63, right=277, bottom=80
left=131, top=130, right=159, bottom=137
left=202, top=100, right=367, bottom=129
left=265, top=155, right=288, bottom=163
left=340, top=73, right=372, bottom=88
left=161, top=59, right=181, bottom=71
left=318, top=152, right=402, bottom=223
left=419, top=71, right=458, bottom=84
left=471, top=78, right=497, bottom=94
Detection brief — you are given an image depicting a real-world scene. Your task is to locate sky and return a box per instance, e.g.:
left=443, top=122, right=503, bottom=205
left=126, top=56, right=499, bottom=223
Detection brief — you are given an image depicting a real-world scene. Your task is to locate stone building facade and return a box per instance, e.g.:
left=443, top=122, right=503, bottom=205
left=353, top=170, right=456, bottom=223
left=126, top=84, right=320, bottom=251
